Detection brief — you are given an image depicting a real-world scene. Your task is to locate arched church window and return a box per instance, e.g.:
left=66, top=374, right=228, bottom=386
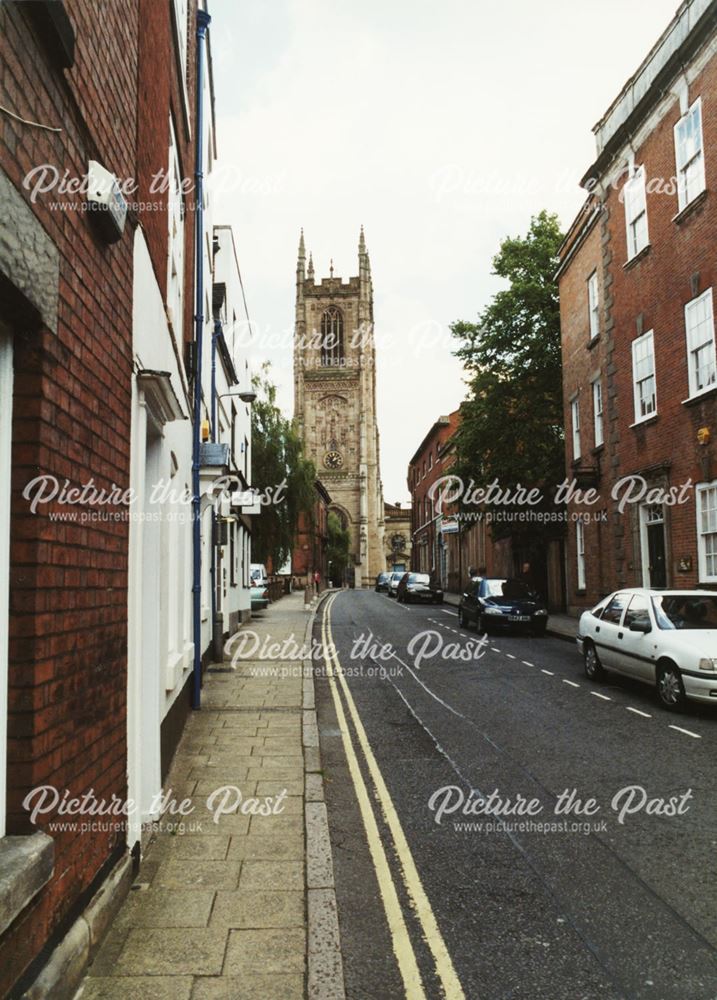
left=321, top=307, right=344, bottom=367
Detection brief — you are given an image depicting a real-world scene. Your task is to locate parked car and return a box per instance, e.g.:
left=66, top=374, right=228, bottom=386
left=250, top=584, right=270, bottom=612
left=397, top=572, right=443, bottom=604
left=375, top=572, right=392, bottom=593
left=577, top=588, right=717, bottom=710
left=387, top=571, right=405, bottom=598
left=458, top=577, right=548, bottom=636
left=250, top=563, right=269, bottom=587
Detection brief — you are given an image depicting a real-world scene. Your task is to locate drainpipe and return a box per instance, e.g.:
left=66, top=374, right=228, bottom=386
left=210, top=317, right=221, bottom=660
left=192, top=6, right=211, bottom=710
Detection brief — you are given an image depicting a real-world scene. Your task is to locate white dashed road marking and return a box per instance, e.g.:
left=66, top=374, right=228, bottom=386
left=669, top=725, right=701, bottom=739
left=562, top=679, right=580, bottom=688
left=626, top=707, right=652, bottom=718
left=506, top=654, right=516, bottom=660
left=541, top=669, right=554, bottom=676
left=591, top=692, right=612, bottom=701
left=522, top=661, right=534, bottom=667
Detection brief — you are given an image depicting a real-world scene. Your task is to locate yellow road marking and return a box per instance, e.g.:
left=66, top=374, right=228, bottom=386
left=323, top=593, right=466, bottom=999
left=321, top=598, right=426, bottom=998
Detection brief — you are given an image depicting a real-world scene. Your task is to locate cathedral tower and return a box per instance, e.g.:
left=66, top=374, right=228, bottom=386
left=294, top=228, right=385, bottom=587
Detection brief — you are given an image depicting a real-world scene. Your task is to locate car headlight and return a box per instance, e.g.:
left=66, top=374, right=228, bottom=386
left=484, top=607, right=503, bottom=615
left=534, top=608, right=548, bottom=616
left=698, top=658, right=717, bottom=671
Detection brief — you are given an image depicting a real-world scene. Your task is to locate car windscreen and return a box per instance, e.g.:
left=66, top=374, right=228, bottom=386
left=483, top=579, right=531, bottom=599
left=409, top=574, right=430, bottom=584
left=652, top=594, right=717, bottom=630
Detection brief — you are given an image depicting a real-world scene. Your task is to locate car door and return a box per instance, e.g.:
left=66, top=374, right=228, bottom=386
left=616, top=593, right=657, bottom=683
left=593, top=592, right=631, bottom=670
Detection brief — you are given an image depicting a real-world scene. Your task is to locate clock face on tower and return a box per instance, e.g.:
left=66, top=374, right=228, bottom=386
left=324, top=450, right=344, bottom=470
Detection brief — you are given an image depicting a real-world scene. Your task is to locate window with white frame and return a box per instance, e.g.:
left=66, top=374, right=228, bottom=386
left=624, top=165, right=649, bottom=259
left=685, top=288, right=716, bottom=398
left=697, top=482, right=717, bottom=582
left=674, top=97, right=705, bottom=212
left=592, top=378, right=604, bottom=447
left=0, top=327, right=12, bottom=838
left=587, top=271, right=599, bottom=340
left=167, top=116, right=185, bottom=342
left=571, top=398, right=581, bottom=461
left=576, top=518, right=586, bottom=591
left=172, top=0, right=188, bottom=81
left=631, top=331, right=656, bottom=422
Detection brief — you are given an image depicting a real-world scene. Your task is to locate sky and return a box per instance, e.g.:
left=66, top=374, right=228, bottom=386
left=209, top=0, right=680, bottom=504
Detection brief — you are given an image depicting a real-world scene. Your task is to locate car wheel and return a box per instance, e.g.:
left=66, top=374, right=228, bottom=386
left=583, top=641, right=605, bottom=681
left=458, top=608, right=466, bottom=628
left=533, top=623, right=547, bottom=637
left=656, top=661, right=687, bottom=711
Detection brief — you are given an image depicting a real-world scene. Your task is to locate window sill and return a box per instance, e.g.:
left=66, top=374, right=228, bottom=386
left=682, top=384, right=717, bottom=407
left=623, top=244, right=651, bottom=270
left=0, top=832, right=54, bottom=936
left=591, top=444, right=605, bottom=455
left=672, top=188, right=708, bottom=225
left=587, top=334, right=601, bottom=351
left=629, top=414, right=659, bottom=429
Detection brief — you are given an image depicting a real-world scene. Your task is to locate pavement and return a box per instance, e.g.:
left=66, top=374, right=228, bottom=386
left=75, top=589, right=343, bottom=1000
left=443, top=590, right=579, bottom=641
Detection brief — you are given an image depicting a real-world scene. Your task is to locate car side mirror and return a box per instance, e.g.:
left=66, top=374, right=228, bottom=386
left=629, top=619, right=651, bottom=634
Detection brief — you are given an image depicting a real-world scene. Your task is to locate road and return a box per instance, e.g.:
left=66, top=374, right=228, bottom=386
left=314, top=589, right=717, bottom=1000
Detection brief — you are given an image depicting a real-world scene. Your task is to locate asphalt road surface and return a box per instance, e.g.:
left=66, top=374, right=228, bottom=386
left=314, top=589, right=717, bottom=1000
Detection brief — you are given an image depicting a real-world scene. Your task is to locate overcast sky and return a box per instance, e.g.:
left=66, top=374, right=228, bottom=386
left=210, top=0, right=679, bottom=504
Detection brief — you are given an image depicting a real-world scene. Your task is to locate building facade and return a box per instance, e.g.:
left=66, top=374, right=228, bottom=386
left=0, top=1, right=253, bottom=993
left=293, top=229, right=385, bottom=587
left=293, top=480, right=332, bottom=589
left=559, top=0, right=717, bottom=615
left=384, top=502, right=412, bottom=572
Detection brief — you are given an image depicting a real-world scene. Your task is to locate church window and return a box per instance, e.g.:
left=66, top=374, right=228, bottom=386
left=321, top=307, right=344, bottom=367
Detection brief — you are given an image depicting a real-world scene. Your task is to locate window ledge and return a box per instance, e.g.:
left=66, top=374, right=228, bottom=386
left=0, top=832, right=54, bottom=936
left=629, top=414, right=659, bottom=429
left=623, top=244, right=651, bottom=270
left=682, top=385, right=717, bottom=407
left=672, top=189, right=708, bottom=225
left=591, top=444, right=605, bottom=455
left=587, top=334, right=601, bottom=351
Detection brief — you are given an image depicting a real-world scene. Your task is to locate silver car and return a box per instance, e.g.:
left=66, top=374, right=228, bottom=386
left=577, top=588, right=717, bottom=710
left=387, top=571, right=405, bottom=598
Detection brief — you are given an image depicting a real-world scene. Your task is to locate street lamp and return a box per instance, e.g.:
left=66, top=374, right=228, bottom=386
left=218, top=389, right=257, bottom=404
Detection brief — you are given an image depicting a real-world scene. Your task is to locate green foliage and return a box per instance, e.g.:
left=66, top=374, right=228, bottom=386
left=451, top=211, right=565, bottom=536
left=326, top=512, right=351, bottom=585
left=250, top=366, right=316, bottom=568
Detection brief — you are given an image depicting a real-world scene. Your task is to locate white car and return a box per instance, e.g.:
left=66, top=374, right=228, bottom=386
left=387, top=571, right=405, bottom=598
left=577, top=588, right=717, bottom=710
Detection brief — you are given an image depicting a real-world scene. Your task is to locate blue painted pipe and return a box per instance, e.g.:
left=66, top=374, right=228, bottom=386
left=192, top=7, right=211, bottom=710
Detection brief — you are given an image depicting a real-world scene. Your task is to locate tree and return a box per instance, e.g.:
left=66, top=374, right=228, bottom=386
left=451, top=211, right=565, bottom=537
left=326, top=512, right=351, bottom=586
left=250, top=366, right=315, bottom=569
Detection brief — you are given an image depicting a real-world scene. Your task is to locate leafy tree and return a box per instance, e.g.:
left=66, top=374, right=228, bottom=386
left=250, top=366, right=315, bottom=569
left=326, top=512, right=351, bottom=586
left=451, top=210, right=565, bottom=537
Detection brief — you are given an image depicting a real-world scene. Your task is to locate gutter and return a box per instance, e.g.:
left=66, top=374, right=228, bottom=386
left=192, top=6, right=211, bottom=710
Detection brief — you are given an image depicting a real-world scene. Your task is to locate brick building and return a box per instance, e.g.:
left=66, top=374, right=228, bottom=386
left=408, top=410, right=494, bottom=593
left=0, top=1, right=252, bottom=994
left=559, top=0, right=717, bottom=615
left=293, top=479, right=332, bottom=588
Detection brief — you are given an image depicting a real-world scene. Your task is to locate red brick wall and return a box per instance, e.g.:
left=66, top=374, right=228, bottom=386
left=559, top=207, right=614, bottom=613
left=0, top=1, right=139, bottom=989
left=560, top=39, right=717, bottom=614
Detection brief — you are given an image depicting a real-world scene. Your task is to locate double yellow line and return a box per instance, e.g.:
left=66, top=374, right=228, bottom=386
left=321, top=592, right=465, bottom=1000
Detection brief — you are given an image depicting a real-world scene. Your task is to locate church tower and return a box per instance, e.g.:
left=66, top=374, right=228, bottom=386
left=294, top=228, right=385, bottom=587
